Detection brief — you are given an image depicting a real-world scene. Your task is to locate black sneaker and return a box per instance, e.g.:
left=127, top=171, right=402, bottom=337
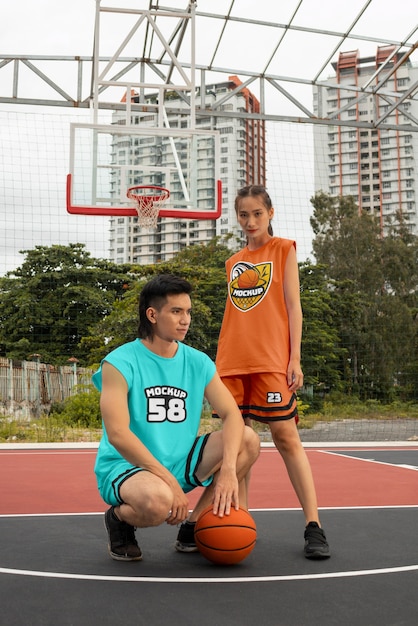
left=104, top=506, right=142, bottom=561
left=304, top=522, right=331, bottom=559
left=175, top=520, right=198, bottom=552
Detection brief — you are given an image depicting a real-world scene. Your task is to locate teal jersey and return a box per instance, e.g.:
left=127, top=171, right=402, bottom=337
left=93, top=339, right=216, bottom=485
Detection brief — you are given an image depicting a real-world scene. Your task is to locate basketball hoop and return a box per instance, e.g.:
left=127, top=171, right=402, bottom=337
left=126, top=185, right=170, bottom=229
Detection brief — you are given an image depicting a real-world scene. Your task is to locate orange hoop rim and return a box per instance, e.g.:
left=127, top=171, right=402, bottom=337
left=126, top=185, right=170, bottom=203
left=126, top=185, right=170, bottom=229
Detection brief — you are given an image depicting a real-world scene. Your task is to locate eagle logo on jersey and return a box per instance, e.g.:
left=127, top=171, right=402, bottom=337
left=228, top=262, right=272, bottom=311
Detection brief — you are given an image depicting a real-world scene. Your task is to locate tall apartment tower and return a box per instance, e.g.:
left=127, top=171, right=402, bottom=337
left=109, top=76, right=266, bottom=264
left=313, top=46, right=418, bottom=236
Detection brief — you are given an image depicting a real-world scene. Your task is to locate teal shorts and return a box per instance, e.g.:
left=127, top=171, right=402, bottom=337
left=97, top=434, right=213, bottom=506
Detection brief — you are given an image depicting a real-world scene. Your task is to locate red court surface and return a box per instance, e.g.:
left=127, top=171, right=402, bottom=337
left=1, top=444, right=417, bottom=515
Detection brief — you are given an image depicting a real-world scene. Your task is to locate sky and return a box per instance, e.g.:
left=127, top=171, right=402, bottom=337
left=1, top=1, right=417, bottom=273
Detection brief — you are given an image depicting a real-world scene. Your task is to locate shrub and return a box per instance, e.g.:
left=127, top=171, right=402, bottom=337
left=49, top=384, right=102, bottom=428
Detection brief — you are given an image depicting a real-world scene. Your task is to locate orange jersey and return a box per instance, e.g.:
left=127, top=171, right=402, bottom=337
left=216, top=237, right=296, bottom=376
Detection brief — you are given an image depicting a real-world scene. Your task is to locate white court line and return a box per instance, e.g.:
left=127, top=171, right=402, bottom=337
left=1, top=505, right=418, bottom=519
left=1, top=441, right=418, bottom=450
left=0, top=564, right=417, bottom=583
left=0, top=442, right=100, bottom=450
left=0, top=450, right=94, bottom=456
left=263, top=442, right=418, bottom=448
left=319, top=449, right=418, bottom=470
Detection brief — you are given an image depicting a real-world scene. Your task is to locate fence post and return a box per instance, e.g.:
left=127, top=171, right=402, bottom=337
left=8, top=358, right=14, bottom=404
left=29, top=354, right=42, bottom=418
left=67, top=357, right=79, bottom=393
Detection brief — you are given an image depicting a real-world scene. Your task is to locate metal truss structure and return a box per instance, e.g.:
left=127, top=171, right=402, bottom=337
left=1, top=0, right=418, bottom=132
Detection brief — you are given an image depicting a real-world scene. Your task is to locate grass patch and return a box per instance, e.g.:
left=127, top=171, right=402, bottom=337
left=0, top=415, right=102, bottom=444
left=298, top=399, right=418, bottom=429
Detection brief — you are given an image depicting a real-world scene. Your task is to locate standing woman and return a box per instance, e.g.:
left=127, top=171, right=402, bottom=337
left=216, top=185, right=330, bottom=559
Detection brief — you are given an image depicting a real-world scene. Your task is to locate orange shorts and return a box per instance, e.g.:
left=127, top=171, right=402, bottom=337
left=218, top=373, right=298, bottom=423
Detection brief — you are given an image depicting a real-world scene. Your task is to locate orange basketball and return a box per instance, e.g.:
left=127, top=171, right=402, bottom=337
left=194, top=505, right=257, bottom=565
left=237, top=268, right=259, bottom=289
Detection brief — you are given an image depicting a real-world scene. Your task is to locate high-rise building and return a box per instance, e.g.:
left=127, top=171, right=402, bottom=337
left=109, top=76, right=266, bottom=264
left=313, top=46, right=418, bottom=236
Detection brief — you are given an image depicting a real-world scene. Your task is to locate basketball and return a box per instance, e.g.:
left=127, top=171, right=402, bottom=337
left=237, top=268, right=259, bottom=289
left=194, top=505, right=257, bottom=565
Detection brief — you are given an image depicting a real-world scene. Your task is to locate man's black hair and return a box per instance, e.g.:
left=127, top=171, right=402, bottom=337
left=138, top=274, right=193, bottom=339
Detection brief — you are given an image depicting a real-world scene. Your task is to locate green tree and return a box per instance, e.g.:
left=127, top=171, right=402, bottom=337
left=0, top=244, right=132, bottom=364
left=380, top=214, right=418, bottom=398
left=310, top=192, right=417, bottom=400
left=311, top=192, right=383, bottom=293
left=299, top=262, right=344, bottom=392
left=381, top=212, right=418, bottom=301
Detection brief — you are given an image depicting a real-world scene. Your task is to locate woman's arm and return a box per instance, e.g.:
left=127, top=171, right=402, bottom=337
left=283, top=245, right=304, bottom=391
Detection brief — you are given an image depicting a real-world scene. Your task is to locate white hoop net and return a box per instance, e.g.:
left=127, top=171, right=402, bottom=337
left=126, top=187, right=170, bottom=229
